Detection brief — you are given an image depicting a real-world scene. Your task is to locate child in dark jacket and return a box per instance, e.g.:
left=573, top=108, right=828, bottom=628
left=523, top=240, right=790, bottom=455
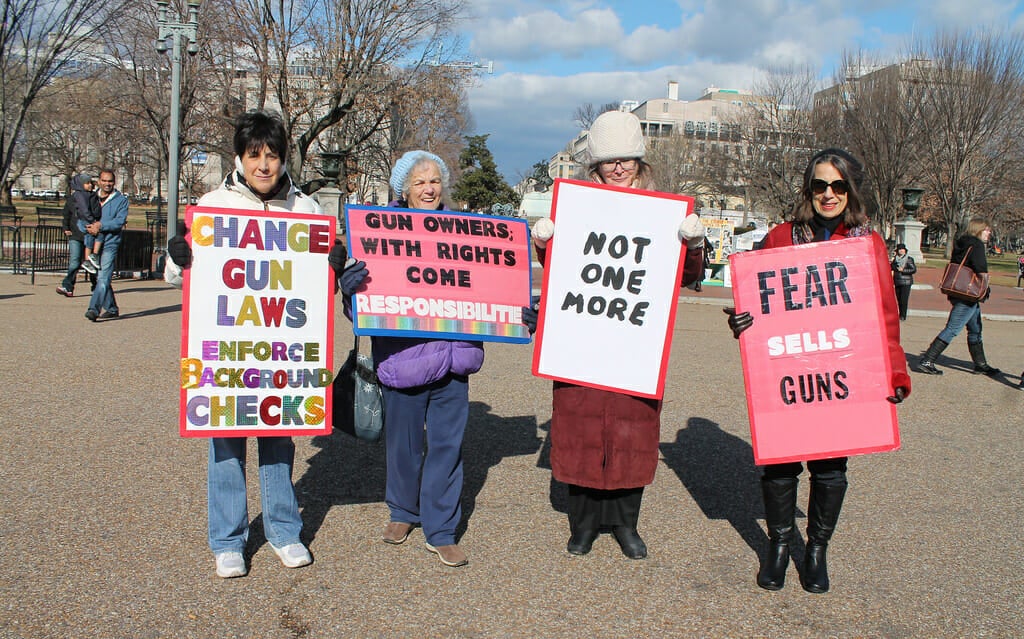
left=71, top=174, right=103, bottom=274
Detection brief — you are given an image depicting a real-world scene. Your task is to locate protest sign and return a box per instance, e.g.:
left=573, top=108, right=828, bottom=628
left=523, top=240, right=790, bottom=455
left=729, top=235, right=900, bottom=464
left=179, top=207, right=336, bottom=438
left=344, top=204, right=532, bottom=343
left=533, top=179, right=694, bottom=399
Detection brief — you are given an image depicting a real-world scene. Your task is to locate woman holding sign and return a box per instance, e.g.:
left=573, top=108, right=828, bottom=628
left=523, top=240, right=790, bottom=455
left=531, top=111, right=706, bottom=560
left=166, top=111, right=322, bottom=578
left=725, top=148, right=910, bottom=593
left=338, top=150, right=483, bottom=568
left=917, top=218, right=1000, bottom=376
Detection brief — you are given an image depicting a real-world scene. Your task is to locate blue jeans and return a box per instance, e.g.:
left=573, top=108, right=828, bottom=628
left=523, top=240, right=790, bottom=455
left=61, top=239, right=83, bottom=292
left=382, top=375, right=469, bottom=546
left=937, top=301, right=983, bottom=345
left=87, top=233, right=119, bottom=314
left=207, top=437, right=303, bottom=554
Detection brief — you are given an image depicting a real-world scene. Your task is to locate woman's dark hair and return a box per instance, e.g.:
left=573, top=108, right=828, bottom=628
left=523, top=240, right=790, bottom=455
left=790, top=148, right=869, bottom=228
left=233, top=110, right=288, bottom=159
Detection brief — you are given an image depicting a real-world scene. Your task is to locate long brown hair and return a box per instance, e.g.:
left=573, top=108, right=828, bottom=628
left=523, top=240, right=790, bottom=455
left=790, top=148, right=869, bottom=229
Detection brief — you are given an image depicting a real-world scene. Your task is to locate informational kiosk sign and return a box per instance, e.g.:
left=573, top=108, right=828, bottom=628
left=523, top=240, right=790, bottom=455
left=179, top=207, right=336, bottom=438
left=533, top=179, right=694, bottom=399
left=729, top=235, right=900, bottom=464
left=344, top=205, right=532, bottom=343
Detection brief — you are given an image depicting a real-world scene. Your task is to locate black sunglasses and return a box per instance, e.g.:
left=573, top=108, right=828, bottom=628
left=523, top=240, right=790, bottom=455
left=810, top=179, right=849, bottom=196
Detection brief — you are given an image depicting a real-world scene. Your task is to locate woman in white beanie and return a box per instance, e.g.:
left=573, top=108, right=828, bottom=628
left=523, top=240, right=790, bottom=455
left=532, top=110, right=706, bottom=559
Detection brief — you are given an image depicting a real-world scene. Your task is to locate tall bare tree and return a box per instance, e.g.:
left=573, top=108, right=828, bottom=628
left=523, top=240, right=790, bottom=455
left=814, top=51, right=924, bottom=238
left=224, top=0, right=464, bottom=187
left=0, top=0, right=127, bottom=199
left=572, top=101, right=620, bottom=130
left=733, top=65, right=819, bottom=217
left=644, top=132, right=708, bottom=195
left=908, top=30, right=1024, bottom=255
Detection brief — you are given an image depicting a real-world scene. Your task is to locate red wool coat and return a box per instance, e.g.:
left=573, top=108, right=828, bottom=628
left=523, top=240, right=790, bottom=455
left=540, top=234, right=704, bottom=490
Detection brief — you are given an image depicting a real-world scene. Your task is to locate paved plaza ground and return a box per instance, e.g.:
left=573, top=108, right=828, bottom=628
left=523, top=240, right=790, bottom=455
left=1, top=272, right=1021, bottom=638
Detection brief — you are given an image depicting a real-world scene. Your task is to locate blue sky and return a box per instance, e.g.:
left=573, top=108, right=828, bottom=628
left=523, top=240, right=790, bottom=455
left=456, top=0, right=1024, bottom=181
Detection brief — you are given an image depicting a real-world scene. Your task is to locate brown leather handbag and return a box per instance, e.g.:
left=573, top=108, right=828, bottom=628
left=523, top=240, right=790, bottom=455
left=939, top=246, right=989, bottom=303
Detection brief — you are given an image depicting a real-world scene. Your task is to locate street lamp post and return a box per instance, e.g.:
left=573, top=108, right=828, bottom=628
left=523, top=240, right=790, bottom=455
left=155, top=0, right=200, bottom=242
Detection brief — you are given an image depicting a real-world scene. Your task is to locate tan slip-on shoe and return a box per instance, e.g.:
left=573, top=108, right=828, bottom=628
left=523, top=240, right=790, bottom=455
left=425, top=542, right=468, bottom=567
left=382, top=521, right=414, bottom=545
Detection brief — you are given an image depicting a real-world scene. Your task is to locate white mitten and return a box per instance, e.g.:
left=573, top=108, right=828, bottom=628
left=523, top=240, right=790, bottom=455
left=679, top=214, right=706, bottom=248
left=532, top=218, right=555, bottom=247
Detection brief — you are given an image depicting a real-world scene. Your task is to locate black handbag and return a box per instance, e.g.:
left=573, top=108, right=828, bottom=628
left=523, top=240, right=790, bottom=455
left=939, top=246, right=989, bottom=303
left=331, top=335, right=384, bottom=441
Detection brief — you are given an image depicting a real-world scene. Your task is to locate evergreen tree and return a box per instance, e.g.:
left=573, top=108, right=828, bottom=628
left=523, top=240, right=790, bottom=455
left=452, top=134, right=521, bottom=211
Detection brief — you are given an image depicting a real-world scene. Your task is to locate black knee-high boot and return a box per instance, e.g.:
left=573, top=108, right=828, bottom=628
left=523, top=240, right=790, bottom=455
left=801, top=476, right=847, bottom=593
left=758, top=477, right=798, bottom=590
left=917, top=338, right=948, bottom=375
left=968, top=342, right=1000, bottom=375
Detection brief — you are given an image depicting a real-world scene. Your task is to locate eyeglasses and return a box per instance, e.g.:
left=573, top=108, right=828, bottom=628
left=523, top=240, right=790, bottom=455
left=810, top=179, right=849, bottom=196
left=599, top=159, right=637, bottom=171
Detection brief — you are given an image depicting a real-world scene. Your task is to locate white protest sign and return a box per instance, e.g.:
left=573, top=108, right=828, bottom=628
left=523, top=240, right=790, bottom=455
left=179, top=206, right=336, bottom=437
left=532, top=179, right=694, bottom=398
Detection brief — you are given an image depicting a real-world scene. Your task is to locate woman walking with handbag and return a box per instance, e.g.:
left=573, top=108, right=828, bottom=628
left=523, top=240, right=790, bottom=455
left=917, top=218, right=1000, bottom=376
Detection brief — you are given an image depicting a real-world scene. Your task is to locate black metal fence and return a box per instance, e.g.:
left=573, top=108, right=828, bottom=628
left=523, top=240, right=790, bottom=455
left=0, top=205, right=158, bottom=284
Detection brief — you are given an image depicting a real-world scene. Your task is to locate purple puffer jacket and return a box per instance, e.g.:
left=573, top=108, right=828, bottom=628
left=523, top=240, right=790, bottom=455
left=368, top=199, right=485, bottom=389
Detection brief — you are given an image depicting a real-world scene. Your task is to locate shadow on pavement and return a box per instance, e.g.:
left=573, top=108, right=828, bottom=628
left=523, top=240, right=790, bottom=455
left=112, top=304, right=182, bottom=320
left=659, top=417, right=768, bottom=559
left=291, top=400, right=541, bottom=548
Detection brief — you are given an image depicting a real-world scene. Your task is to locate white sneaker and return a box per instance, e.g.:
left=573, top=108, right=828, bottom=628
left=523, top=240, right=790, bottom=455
left=270, top=542, right=312, bottom=568
left=215, top=551, right=247, bottom=578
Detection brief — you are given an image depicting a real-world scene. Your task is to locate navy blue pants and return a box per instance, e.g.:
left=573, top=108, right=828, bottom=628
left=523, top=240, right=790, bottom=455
left=381, top=374, right=469, bottom=546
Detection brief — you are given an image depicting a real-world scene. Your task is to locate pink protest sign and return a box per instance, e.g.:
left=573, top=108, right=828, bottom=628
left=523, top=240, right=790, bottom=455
left=344, top=205, right=532, bottom=343
left=179, top=206, right=336, bottom=438
left=729, top=235, right=900, bottom=464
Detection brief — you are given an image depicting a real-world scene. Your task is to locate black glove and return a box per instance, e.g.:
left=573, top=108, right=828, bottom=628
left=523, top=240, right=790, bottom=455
left=521, top=295, right=541, bottom=334
left=339, top=260, right=368, bottom=296
left=167, top=222, right=192, bottom=268
left=723, top=306, right=753, bottom=339
left=328, top=240, right=347, bottom=280
left=886, top=387, right=908, bottom=404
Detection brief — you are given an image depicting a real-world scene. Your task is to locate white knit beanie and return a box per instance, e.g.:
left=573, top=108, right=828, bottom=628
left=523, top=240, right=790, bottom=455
left=586, top=111, right=645, bottom=164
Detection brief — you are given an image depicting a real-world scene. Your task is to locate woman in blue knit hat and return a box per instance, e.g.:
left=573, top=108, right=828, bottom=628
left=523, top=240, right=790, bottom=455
left=337, top=150, right=483, bottom=568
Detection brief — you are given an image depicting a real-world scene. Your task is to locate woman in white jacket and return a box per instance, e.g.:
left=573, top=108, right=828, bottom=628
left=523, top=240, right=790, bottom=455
left=166, top=110, right=323, bottom=578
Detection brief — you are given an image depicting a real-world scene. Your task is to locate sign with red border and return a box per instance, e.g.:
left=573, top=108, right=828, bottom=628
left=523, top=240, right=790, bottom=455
left=532, top=179, right=694, bottom=399
left=729, top=236, right=900, bottom=464
left=179, top=206, right=335, bottom=438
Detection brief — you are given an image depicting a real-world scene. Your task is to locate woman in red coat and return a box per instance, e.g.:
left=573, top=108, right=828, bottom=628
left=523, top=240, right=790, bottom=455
left=531, top=111, right=705, bottom=559
left=725, top=148, right=911, bottom=593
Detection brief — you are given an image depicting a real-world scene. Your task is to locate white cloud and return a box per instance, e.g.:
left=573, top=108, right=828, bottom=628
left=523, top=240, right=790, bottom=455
left=928, top=0, right=1018, bottom=26
left=471, top=8, right=624, bottom=60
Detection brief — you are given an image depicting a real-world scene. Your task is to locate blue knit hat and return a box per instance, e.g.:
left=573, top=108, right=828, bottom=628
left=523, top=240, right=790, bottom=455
left=390, top=150, right=449, bottom=197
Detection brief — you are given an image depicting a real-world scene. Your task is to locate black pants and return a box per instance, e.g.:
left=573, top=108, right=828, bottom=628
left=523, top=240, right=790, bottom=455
left=894, top=285, right=911, bottom=320
left=762, top=457, right=847, bottom=482
left=567, top=485, right=643, bottom=532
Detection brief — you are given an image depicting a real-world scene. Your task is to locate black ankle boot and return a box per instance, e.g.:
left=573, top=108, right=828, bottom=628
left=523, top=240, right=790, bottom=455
left=917, top=338, right=948, bottom=375
left=611, top=526, right=647, bottom=559
left=801, top=477, right=847, bottom=594
left=968, top=342, right=1001, bottom=375
left=758, top=477, right=798, bottom=590
left=567, top=529, right=598, bottom=555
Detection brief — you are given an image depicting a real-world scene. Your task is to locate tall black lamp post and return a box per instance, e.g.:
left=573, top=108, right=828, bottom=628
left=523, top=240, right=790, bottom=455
left=155, top=0, right=200, bottom=241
